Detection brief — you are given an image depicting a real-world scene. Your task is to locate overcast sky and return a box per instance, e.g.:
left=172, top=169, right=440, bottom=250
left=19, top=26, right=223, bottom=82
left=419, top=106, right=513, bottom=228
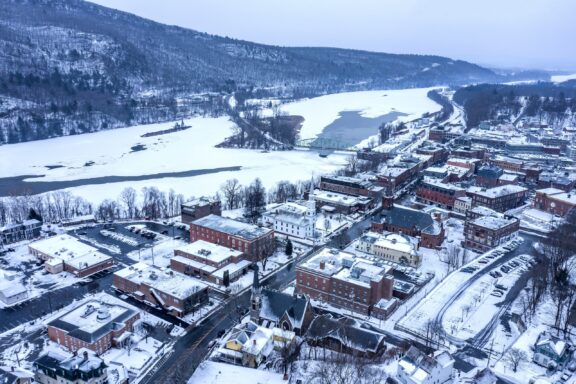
left=89, top=0, right=575, bottom=71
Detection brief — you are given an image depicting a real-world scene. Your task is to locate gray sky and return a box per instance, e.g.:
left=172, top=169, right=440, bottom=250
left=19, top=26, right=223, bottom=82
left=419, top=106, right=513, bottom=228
left=89, top=0, right=575, bottom=70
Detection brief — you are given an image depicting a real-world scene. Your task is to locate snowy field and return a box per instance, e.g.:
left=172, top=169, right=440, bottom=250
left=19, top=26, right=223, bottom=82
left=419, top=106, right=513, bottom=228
left=281, top=87, right=442, bottom=139
left=551, top=73, right=576, bottom=83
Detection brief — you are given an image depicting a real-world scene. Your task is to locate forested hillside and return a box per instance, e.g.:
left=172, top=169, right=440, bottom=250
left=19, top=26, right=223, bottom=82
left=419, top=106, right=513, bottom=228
left=0, top=0, right=538, bottom=144
left=453, top=82, right=576, bottom=128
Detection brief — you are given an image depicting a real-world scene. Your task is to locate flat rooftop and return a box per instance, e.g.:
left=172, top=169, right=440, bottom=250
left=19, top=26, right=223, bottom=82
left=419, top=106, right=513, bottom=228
left=192, top=215, right=272, bottom=240
left=115, top=262, right=207, bottom=300
left=48, top=299, right=138, bottom=343
left=29, top=234, right=96, bottom=260
left=175, top=240, right=243, bottom=263
left=470, top=215, right=517, bottom=230
left=468, top=185, right=528, bottom=198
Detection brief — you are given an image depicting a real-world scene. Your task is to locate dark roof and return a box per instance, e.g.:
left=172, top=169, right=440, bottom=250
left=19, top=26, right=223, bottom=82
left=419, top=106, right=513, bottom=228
left=477, top=165, right=503, bottom=179
left=307, top=314, right=384, bottom=353
left=379, top=205, right=436, bottom=234
left=260, top=289, right=308, bottom=328
left=0, top=370, right=18, bottom=384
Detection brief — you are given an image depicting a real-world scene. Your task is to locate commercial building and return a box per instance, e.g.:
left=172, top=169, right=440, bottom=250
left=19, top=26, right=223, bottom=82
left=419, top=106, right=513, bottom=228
left=467, top=185, right=528, bottom=213
left=475, top=164, right=504, bottom=188
left=190, top=215, right=274, bottom=262
left=180, top=197, right=222, bottom=224
left=534, top=188, right=576, bottom=217
left=319, top=175, right=381, bottom=198
left=416, top=179, right=466, bottom=210
left=47, top=298, right=140, bottom=354
left=171, top=240, right=250, bottom=286
left=28, top=235, right=114, bottom=278
left=355, top=231, right=422, bottom=268
left=113, top=262, right=209, bottom=317
left=463, top=211, right=519, bottom=252
left=296, top=248, right=396, bottom=318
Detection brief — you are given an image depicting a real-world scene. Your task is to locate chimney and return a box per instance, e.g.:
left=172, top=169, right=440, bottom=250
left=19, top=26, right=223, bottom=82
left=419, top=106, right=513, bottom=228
left=319, top=261, right=325, bottom=270
left=434, top=212, right=442, bottom=223
left=253, top=339, right=257, bottom=346
left=382, top=195, right=394, bottom=210
left=83, top=351, right=89, bottom=361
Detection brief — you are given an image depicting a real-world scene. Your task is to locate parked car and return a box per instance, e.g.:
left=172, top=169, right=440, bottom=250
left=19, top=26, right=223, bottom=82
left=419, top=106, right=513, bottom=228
left=491, top=291, right=503, bottom=297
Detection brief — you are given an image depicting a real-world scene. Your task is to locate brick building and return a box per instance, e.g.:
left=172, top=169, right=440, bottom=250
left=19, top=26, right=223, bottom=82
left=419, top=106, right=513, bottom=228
left=464, top=213, right=520, bottom=252
left=296, top=248, right=396, bottom=318
left=475, top=164, right=504, bottom=188
left=319, top=175, right=381, bottom=198
left=537, top=172, right=576, bottom=192
left=416, top=145, right=449, bottom=165
left=171, top=240, right=251, bottom=286
left=47, top=298, right=140, bottom=354
left=113, top=262, right=209, bottom=318
left=450, top=147, right=487, bottom=160
left=467, top=185, right=528, bottom=213
left=416, top=179, right=466, bottom=210
left=190, top=215, right=274, bottom=262
left=180, top=197, right=222, bottom=225
left=28, top=235, right=114, bottom=278
left=372, top=196, right=445, bottom=248
left=533, top=188, right=576, bottom=217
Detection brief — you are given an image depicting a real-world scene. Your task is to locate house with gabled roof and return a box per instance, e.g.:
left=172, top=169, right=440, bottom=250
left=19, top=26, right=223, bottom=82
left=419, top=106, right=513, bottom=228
left=372, top=196, right=445, bottom=249
left=533, top=331, right=571, bottom=368
left=250, top=266, right=313, bottom=335
left=306, top=314, right=385, bottom=357
left=397, top=346, right=454, bottom=384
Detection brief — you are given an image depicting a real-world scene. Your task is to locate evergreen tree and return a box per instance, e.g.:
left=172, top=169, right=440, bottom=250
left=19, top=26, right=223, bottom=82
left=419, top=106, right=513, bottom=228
left=285, top=238, right=293, bottom=257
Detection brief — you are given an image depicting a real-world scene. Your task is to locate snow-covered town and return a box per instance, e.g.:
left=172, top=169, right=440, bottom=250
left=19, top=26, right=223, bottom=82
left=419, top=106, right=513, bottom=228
left=1, top=1, right=576, bottom=384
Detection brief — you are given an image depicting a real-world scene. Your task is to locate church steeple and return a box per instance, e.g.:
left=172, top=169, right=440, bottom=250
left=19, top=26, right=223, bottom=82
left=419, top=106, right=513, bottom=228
left=250, top=264, right=262, bottom=323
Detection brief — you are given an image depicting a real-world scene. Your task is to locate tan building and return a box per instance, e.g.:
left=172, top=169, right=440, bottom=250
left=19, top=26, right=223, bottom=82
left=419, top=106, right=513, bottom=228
left=356, top=231, right=422, bottom=268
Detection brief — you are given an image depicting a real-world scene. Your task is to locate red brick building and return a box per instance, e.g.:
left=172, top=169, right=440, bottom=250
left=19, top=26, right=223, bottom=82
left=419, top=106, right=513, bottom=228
left=170, top=240, right=251, bottom=285
left=47, top=297, right=140, bottom=354
left=533, top=188, right=576, bottom=217
left=190, top=215, right=274, bottom=262
left=296, top=248, right=396, bottom=318
left=319, top=175, right=381, bottom=198
left=416, top=179, right=466, bottom=210
left=372, top=196, right=445, bottom=248
left=113, top=262, right=209, bottom=318
left=467, top=185, right=528, bottom=213
left=181, top=197, right=222, bottom=224
left=464, top=214, right=520, bottom=252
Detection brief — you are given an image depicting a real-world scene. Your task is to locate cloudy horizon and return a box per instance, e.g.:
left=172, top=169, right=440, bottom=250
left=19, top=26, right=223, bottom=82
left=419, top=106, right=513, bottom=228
left=88, top=0, right=575, bottom=71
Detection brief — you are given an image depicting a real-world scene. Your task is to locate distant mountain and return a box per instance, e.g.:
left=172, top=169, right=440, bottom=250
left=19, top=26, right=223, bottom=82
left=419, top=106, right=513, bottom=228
left=0, top=0, right=530, bottom=143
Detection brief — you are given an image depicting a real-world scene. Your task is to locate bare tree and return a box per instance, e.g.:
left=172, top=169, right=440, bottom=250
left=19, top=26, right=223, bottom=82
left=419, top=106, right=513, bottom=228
left=119, top=187, right=137, bottom=219
left=504, top=348, right=527, bottom=372
left=220, top=178, right=243, bottom=210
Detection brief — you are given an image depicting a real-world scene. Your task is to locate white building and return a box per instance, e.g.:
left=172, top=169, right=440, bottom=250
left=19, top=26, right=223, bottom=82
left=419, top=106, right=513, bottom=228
left=0, top=280, right=28, bottom=306
left=397, top=346, right=454, bottom=384
left=262, top=198, right=316, bottom=239
left=356, top=231, right=422, bottom=268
